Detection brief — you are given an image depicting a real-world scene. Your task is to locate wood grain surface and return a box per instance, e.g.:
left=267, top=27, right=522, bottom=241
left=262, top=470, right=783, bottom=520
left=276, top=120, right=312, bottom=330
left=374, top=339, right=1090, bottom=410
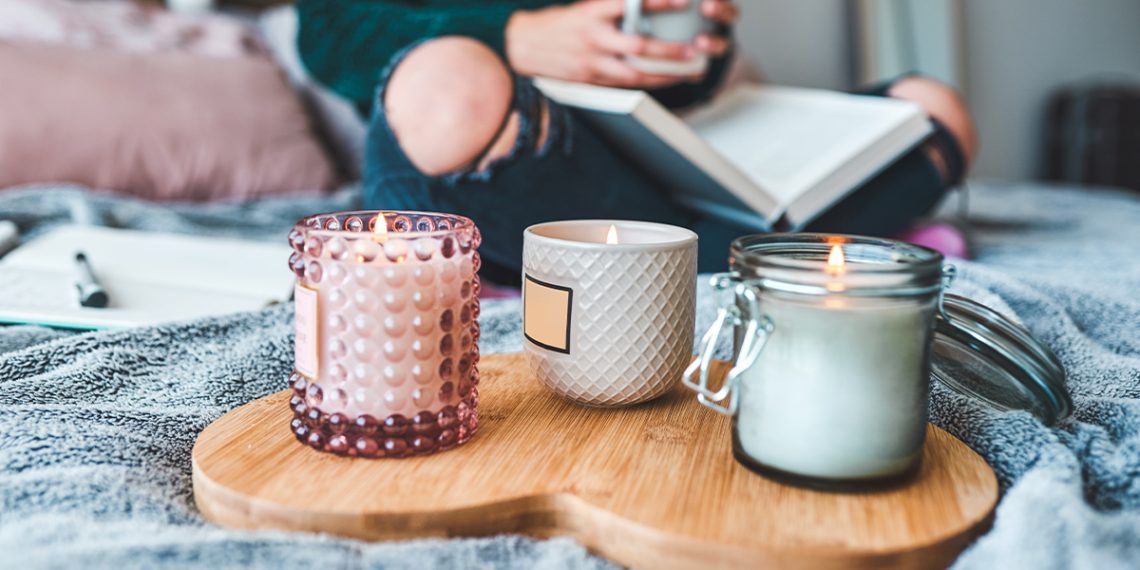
left=193, top=353, right=997, bottom=569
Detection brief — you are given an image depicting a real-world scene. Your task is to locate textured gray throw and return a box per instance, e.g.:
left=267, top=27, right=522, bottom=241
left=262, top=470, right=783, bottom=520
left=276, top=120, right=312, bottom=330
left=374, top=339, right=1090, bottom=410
left=1, top=182, right=1138, bottom=569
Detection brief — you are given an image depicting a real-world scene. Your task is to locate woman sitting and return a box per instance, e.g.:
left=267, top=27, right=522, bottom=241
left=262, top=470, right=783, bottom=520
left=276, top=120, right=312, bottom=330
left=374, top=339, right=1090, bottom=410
left=297, top=0, right=977, bottom=281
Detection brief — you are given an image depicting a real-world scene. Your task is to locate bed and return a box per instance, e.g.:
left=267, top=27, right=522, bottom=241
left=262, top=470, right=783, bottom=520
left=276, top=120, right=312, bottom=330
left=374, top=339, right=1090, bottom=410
left=1, top=2, right=1138, bottom=568
left=0, top=180, right=1137, bottom=568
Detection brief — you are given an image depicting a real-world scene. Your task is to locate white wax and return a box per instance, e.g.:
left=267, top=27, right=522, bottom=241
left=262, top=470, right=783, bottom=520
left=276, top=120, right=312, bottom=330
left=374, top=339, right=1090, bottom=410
left=734, top=295, right=935, bottom=480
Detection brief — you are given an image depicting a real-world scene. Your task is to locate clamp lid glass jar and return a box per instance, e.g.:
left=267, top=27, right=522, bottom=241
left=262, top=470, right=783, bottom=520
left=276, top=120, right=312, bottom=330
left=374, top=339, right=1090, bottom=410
left=684, top=233, right=1070, bottom=489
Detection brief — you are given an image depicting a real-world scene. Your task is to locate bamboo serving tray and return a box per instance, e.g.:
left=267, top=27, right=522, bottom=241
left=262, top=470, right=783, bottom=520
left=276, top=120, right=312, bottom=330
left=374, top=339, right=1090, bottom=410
left=192, top=353, right=997, bottom=569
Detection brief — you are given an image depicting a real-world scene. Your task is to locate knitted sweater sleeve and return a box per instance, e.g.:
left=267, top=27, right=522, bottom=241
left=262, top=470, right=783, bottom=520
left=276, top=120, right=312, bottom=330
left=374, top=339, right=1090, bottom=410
left=297, top=0, right=520, bottom=108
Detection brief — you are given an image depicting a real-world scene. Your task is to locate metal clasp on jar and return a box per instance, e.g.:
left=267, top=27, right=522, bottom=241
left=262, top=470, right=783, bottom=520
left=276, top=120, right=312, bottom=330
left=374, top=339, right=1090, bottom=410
left=682, top=272, right=773, bottom=416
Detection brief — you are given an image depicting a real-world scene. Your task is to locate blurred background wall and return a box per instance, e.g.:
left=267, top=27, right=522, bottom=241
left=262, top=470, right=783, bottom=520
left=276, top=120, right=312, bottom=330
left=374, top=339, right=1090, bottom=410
left=735, top=0, right=850, bottom=91
left=735, top=0, right=1140, bottom=182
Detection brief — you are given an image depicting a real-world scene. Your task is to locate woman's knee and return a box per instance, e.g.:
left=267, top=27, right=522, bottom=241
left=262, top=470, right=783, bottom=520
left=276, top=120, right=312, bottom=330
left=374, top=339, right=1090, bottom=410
left=383, top=37, right=515, bottom=176
left=888, top=76, right=978, bottom=165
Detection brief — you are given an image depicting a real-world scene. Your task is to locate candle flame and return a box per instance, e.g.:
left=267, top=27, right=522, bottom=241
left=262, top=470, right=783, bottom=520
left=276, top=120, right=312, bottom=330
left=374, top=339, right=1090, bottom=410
left=373, top=215, right=388, bottom=244
left=827, top=244, right=846, bottom=276
left=605, top=224, right=619, bottom=245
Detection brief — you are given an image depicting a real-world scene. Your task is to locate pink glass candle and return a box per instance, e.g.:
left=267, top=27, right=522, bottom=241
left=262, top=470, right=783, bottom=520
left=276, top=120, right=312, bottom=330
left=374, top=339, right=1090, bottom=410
left=286, top=211, right=481, bottom=458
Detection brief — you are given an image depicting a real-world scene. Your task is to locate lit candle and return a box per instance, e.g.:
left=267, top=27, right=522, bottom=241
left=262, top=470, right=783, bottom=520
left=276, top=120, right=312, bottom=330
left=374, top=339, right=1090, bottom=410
left=522, top=220, right=698, bottom=406
left=288, top=211, right=481, bottom=458
left=688, top=234, right=943, bottom=486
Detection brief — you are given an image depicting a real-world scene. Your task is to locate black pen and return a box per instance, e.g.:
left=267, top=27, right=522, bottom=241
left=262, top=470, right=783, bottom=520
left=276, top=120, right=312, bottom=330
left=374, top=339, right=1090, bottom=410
left=74, top=252, right=109, bottom=308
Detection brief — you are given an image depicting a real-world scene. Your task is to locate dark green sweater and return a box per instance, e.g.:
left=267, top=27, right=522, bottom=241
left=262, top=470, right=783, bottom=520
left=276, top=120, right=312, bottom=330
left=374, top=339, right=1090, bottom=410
left=296, top=0, right=730, bottom=115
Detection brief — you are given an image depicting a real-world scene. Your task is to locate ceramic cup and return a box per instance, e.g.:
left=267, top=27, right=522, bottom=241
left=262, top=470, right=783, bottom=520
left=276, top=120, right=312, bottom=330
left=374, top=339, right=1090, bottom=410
left=522, top=220, right=697, bottom=406
left=622, top=0, right=712, bottom=76
left=166, top=0, right=215, bottom=15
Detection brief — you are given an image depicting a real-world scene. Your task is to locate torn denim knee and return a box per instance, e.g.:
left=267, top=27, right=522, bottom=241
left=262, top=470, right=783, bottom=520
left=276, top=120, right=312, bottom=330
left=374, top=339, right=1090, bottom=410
left=441, top=76, right=572, bottom=185
left=367, top=40, right=572, bottom=188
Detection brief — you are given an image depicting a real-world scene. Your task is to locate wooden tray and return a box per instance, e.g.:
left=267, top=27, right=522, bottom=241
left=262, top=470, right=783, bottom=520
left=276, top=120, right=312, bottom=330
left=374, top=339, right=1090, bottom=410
left=193, top=353, right=997, bottom=569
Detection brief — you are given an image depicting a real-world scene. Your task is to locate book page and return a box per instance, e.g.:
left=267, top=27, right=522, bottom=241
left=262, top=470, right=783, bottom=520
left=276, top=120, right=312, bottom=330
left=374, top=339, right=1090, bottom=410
left=685, top=85, right=921, bottom=207
left=3, top=226, right=291, bottom=297
left=0, top=266, right=277, bottom=328
left=0, top=226, right=293, bottom=328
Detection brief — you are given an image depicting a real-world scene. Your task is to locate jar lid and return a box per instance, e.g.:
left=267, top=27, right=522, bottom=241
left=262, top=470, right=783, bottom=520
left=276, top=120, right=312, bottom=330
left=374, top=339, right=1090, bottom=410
left=932, top=294, right=1072, bottom=425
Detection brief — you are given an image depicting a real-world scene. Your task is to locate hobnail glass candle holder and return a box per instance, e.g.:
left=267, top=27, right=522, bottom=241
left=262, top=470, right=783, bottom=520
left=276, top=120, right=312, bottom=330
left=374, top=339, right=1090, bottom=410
left=286, top=211, right=482, bottom=458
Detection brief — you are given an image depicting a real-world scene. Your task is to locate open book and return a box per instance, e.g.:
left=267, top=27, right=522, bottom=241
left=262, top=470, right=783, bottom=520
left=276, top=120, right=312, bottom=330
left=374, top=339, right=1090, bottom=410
left=0, top=225, right=293, bottom=329
left=534, top=79, right=933, bottom=230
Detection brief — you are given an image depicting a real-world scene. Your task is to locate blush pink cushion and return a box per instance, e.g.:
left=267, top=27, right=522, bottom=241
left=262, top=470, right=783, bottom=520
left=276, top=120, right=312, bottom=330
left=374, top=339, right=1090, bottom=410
left=0, top=41, right=336, bottom=201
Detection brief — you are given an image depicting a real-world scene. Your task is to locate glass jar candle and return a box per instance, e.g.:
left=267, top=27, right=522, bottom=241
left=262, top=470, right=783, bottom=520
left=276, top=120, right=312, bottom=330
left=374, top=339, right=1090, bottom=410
left=685, top=234, right=948, bottom=488
left=286, top=211, right=481, bottom=458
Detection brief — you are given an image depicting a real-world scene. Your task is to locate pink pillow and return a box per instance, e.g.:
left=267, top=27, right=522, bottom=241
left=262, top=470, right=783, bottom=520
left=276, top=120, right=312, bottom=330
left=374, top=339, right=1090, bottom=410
left=0, top=0, right=265, bottom=59
left=0, top=41, right=336, bottom=201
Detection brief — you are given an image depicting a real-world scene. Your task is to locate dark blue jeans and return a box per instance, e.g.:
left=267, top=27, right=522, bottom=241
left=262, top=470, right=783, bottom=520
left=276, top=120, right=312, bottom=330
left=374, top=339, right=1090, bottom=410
left=363, top=51, right=964, bottom=284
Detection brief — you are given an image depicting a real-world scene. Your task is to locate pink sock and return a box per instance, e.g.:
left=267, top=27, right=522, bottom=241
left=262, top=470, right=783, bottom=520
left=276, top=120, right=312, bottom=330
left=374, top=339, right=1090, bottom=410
left=897, top=222, right=970, bottom=259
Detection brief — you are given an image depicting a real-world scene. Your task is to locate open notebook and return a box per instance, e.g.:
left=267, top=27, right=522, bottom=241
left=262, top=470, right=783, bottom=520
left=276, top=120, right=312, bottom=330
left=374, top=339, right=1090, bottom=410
left=534, top=79, right=933, bottom=230
left=0, top=225, right=293, bottom=329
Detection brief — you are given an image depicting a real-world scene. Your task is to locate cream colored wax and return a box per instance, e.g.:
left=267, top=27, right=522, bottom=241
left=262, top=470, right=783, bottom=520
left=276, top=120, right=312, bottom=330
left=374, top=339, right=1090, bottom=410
left=734, top=295, right=936, bottom=480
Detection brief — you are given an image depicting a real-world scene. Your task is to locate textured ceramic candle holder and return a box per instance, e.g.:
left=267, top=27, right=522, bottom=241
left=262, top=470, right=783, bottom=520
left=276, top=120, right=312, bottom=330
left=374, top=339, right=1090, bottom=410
left=287, top=211, right=481, bottom=458
left=522, top=220, right=697, bottom=406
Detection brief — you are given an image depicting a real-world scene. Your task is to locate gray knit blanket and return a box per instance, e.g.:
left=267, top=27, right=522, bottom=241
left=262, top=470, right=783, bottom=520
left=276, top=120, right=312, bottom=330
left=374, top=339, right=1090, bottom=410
left=1, top=182, right=1138, bottom=569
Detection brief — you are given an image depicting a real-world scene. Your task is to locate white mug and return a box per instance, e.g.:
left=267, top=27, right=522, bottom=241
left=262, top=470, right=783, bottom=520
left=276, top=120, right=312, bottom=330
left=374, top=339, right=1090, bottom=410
left=166, top=0, right=215, bottom=15
left=622, top=0, right=712, bottom=76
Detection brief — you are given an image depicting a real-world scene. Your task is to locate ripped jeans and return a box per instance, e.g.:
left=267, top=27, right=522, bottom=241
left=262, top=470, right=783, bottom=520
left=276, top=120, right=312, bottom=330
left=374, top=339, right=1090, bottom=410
left=363, top=51, right=964, bottom=285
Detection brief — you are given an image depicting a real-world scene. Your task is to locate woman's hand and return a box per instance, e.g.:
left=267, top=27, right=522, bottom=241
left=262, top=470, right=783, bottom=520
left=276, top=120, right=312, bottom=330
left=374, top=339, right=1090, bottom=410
left=507, top=0, right=731, bottom=89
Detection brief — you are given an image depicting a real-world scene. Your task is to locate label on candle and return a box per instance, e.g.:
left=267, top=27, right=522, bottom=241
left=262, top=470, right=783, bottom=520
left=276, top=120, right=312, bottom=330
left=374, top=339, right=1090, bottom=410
left=523, top=275, right=573, bottom=354
left=294, top=283, right=319, bottom=378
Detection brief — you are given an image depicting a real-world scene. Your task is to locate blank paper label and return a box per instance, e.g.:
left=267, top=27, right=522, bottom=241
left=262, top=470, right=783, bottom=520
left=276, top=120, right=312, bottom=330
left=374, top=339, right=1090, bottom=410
left=523, top=275, right=573, bottom=354
left=294, top=284, right=319, bottom=378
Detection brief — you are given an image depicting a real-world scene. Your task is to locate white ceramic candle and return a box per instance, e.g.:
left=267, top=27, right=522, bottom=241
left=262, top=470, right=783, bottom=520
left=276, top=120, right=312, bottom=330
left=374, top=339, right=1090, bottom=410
left=686, top=234, right=945, bottom=487
left=522, top=220, right=697, bottom=406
